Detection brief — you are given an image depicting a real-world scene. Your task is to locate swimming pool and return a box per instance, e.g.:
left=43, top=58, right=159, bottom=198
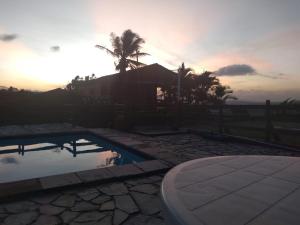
left=0, top=133, right=146, bottom=183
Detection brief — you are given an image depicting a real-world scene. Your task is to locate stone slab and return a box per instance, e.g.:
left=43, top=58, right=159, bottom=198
left=107, top=164, right=144, bottom=178
left=52, top=194, right=76, bottom=207
left=113, top=209, right=128, bottom=225
left=76, top=168, right=114, bottom=183
left=132, top=147, right=161, bottom=157
left=5, top=200, right=38, bottom=213
left=39, top=205, right=65, bottom=215
left=98, top=182, right=128, bottom=196
left=0, top=179, right=42, bottom=198
left=3, top=212, right=38, bottom=225
left=114, top=195, right=139, bottom=214
left=32, top=215, right=60, bottom=225
left=131, top=191, right=161, bottom=215
left=71, top=202, right=99, bottom=212
left=107, top=137, right=144, bottom=147
left=40, top=173, right=82, bottom=189
left=135, top=160, right=170, bottom=173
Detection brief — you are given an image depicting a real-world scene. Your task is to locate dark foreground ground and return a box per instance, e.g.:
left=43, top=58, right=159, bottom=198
left=0, top=124, right=299, bottom=225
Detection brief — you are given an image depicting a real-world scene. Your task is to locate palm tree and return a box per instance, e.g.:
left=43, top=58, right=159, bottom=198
left=193, top=71, right=220, bottom=104
left=214, top=84, right=237, bottom=104
left=161, top=65, right=221, bottom=105
left=177, top=63, right=194, bottom=104
left=95, top=29, right=149, bottom=73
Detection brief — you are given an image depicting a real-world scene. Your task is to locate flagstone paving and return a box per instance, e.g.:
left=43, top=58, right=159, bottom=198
left=0, top=175, right=165, bottom=225
left=0, top=127, right=300, bottom=225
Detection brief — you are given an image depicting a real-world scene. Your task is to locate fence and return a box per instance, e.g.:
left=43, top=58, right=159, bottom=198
left=182, top=100, right=300, bottom=148
left=0, top=94, right=299, bottom=147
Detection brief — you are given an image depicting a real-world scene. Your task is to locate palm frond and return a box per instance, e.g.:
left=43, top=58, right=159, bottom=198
left=183, top=69, right=194, bottom=78
left=115, top=62, right=121, bottom=71
left=184, top=72, right=195, bottom=79
left=128, top=63, right=138, bottom=70
left=127, top=59, right=146, bottom=67
left=95, top=45, right=117, bottom=57
left=129, top=52, right=150, bottom=58
left=121, top=30, right=138, bottom=55
left=110, top=33, right=123, bottom=56
left=177, top=63, right=194, bottom=79
left=128, top=37, right=145, bottom=54
left=132, top=37, right=145, bottom=46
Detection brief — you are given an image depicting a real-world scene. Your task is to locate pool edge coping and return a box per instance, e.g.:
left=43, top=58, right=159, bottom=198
left=0, top=129, right=172, bottom=201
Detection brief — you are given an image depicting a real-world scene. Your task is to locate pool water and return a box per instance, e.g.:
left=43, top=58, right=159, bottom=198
left=0, top=133, right=145, bottom=183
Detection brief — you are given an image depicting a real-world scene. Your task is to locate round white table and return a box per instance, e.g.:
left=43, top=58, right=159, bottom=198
left=161, top=156, right=300, bottom=225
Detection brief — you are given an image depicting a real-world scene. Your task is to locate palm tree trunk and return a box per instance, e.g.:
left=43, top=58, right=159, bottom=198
left=119, top=57, right=127, bottom=73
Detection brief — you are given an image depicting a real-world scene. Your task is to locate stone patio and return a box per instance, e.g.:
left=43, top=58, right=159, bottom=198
left=0, top=174, right=165, bottom=225
left=0, top=124, right=299, bottom=225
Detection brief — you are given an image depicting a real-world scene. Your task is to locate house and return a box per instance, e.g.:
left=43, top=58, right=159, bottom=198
left=77, top=63, right=176, bottom=109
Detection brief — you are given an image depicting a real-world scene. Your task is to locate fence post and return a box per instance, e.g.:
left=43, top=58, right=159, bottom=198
left=265, top=100, right=272, bottom=141
left=174, top=101, right=181, bottom=130
left=219, top=104, right=224, bottom=134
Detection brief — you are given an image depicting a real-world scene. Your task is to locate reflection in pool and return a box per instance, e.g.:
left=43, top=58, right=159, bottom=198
left=0, top=133, right=145, bottom=183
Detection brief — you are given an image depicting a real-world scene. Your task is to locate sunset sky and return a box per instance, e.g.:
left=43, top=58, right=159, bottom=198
left=0, top=0, right=299, bottom=101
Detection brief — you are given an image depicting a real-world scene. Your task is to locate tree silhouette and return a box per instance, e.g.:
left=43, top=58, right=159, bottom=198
left=66, top=74, right=96, bottom=91
left=161, top=64, right=225, bottom=105
left=95, top=29, right=149, bottom=73
left=193, top=71, right=220, bottom=104
left=213, top=84, right=237, bottom=104
left=177, top=63, right=194, bottom=103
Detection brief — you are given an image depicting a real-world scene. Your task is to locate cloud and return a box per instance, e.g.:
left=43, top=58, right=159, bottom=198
left=50, top=46, right=60, bottom=52
left=215, top=64, right=286, bottom=79
left=215, top=64, right=256, bottom=76
left=0, top=34, right=18, bottom=42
